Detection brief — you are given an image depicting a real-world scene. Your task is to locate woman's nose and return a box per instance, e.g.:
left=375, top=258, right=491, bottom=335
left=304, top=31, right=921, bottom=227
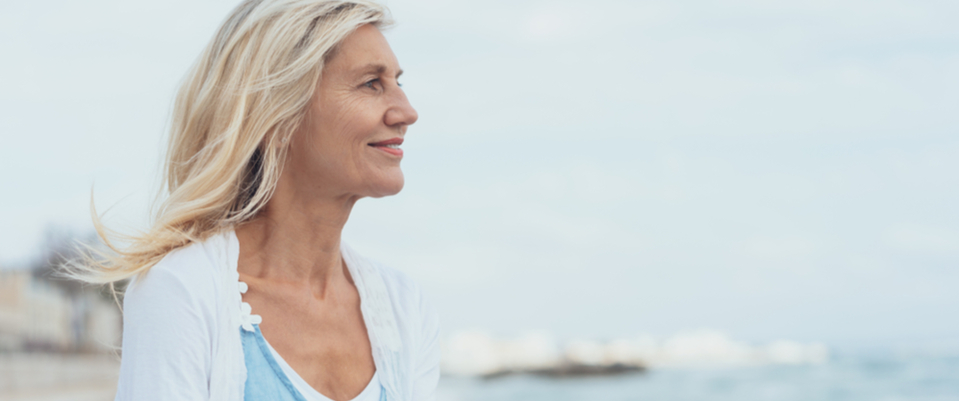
left=384, top=88, right=418, bottom=128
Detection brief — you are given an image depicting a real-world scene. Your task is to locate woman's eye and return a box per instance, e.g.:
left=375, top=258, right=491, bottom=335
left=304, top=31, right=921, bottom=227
left=363, top=79, right=381, bottom=90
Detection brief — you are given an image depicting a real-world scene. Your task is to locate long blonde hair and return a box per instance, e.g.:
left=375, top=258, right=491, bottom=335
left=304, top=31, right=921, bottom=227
left=70, top=0, right=390, bottom=284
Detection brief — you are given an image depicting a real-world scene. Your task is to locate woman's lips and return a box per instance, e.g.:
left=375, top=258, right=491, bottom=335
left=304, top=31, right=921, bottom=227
left=368, top=138, right=403, bottom=157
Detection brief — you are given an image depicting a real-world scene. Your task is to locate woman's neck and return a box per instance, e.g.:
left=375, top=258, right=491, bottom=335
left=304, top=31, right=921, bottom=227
left=235, top=191, right=360, bottom=300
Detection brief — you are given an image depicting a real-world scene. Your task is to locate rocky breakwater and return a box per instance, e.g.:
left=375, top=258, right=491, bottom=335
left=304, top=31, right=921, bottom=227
left=440, top=329, right=829, bottom=379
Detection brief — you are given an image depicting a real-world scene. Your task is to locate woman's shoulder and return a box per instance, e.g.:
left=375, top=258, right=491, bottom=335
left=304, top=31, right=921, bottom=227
left=373, top=260, right=422, bottom=297
left=346, top=248, right=423, bottom=306
left=126, top=232, right=232, bottom=306
left=346, top=248, right=438, bottom=330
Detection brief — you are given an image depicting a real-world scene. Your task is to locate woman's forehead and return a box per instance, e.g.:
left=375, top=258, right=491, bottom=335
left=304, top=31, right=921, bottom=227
left=325, top=25, right=400, bottom=75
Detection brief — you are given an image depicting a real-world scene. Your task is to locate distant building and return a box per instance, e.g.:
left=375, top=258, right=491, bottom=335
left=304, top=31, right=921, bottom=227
left=0, top=269, right=120, bottom=353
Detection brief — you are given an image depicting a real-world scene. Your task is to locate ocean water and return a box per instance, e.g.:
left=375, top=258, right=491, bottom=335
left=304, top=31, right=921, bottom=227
left=434, top=354, right=959, bottom=401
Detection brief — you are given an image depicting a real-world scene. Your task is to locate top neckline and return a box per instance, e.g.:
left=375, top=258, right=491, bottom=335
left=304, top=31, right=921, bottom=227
left=261, top=333, right=381, bottom=401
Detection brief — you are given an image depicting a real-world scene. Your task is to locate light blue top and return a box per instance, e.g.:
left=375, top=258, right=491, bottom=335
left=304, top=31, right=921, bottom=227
left=242, top=325, right=386, bottom=401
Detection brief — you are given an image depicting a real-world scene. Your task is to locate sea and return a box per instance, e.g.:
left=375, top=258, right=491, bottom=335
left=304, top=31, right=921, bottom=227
left=433, top=353, right=959, bottom=401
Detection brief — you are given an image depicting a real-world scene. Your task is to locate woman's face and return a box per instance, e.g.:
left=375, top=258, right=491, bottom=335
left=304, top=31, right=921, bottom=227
left=286, top=24, right=417, bottom=200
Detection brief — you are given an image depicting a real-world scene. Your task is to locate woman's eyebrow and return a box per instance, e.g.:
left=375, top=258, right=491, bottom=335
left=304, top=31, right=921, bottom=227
left=353, top=63, right=403, bottom=78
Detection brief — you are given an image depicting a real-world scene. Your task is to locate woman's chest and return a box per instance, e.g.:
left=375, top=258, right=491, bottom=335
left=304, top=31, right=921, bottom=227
left=243, top=283, right=377, bottom=400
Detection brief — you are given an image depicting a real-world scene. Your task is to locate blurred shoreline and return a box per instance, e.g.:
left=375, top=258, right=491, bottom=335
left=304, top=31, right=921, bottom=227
left=0, top=352, right=119, bottom=400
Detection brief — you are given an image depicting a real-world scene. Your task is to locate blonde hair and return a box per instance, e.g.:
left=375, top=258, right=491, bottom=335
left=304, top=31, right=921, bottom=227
left=69, top=0, right=391, bottom=284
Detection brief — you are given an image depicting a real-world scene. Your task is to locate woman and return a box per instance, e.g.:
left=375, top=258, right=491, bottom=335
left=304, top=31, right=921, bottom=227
left=71, top=0, right=439, bottom=400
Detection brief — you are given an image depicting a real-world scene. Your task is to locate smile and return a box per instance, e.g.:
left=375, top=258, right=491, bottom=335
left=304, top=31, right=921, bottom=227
left=368, top=138, right=403, bottom=157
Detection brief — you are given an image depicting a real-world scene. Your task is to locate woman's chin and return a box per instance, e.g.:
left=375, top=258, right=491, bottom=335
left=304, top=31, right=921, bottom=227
left=365, top=174, right=404, bottom=198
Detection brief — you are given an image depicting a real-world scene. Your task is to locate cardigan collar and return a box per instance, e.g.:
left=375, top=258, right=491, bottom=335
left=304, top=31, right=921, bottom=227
left=223, top=230, right=406, bottom=400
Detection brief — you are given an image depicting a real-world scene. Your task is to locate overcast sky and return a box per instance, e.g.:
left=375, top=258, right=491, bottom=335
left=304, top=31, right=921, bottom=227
left=0, top=0, right=956, bottom=353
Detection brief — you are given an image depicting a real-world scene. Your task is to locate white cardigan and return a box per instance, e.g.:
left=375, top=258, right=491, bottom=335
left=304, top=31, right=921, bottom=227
left=115, top=230, right=441, bottom=400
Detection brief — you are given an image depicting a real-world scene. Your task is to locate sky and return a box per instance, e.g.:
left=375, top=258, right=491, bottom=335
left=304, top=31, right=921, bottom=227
left=0, top=0, right=957, bottom=353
